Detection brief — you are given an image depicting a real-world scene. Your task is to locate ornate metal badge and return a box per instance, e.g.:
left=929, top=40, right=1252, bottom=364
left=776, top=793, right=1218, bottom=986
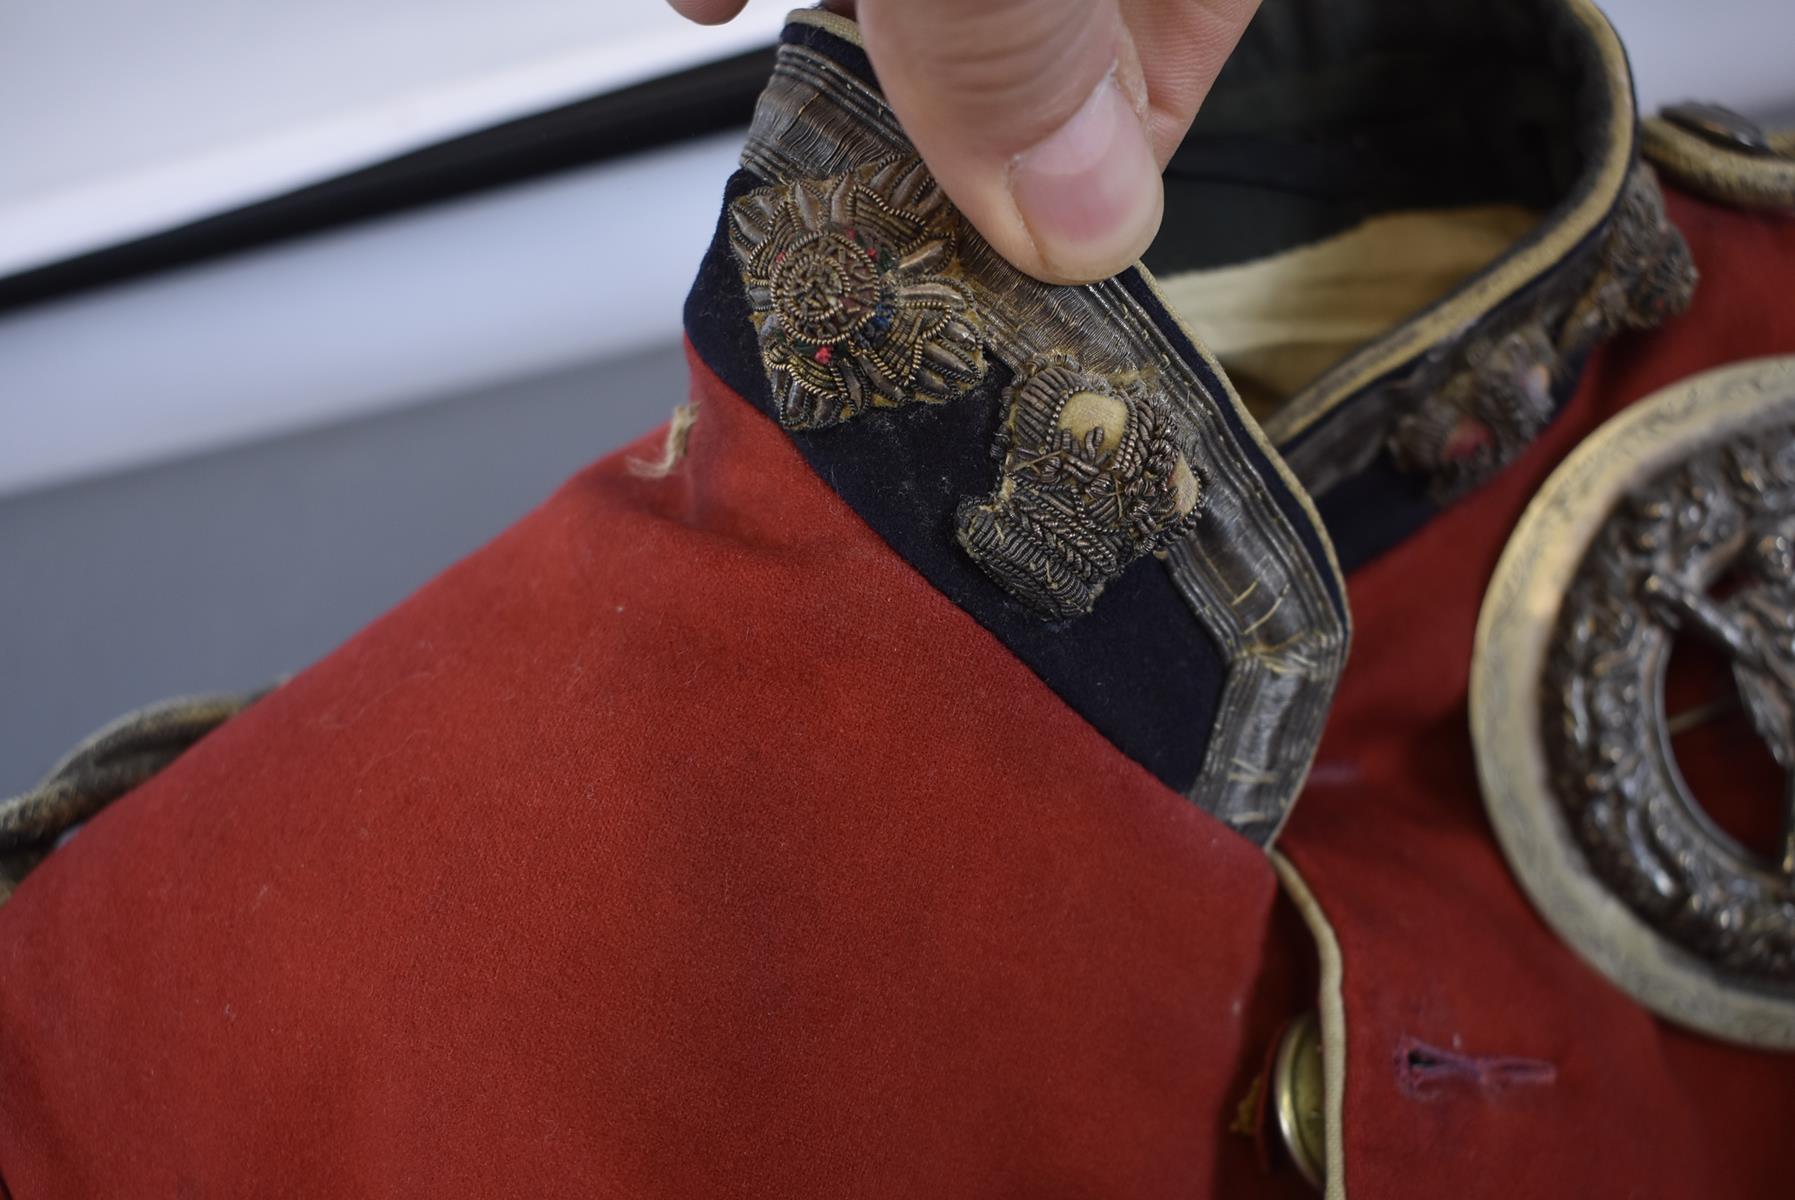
left=955, top=357, right=1203, bottom=621
left=1388, top=164, right=1697, bottom=500
left=1472, top=356, right=1795, bottom=1047
left=728, top=157, right=987, bottom=430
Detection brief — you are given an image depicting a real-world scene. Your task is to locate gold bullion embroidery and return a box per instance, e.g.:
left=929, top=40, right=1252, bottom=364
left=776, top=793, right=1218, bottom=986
left=956, top=356, right=1203, bottom=621
left=727, top=158, right=986, bottom=430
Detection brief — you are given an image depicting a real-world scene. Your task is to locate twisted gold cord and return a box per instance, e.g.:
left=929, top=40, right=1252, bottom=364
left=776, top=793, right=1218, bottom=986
left=0, top=690, right=267, bottom=904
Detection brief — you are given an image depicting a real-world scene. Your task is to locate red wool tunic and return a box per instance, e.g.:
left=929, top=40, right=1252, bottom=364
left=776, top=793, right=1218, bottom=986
left=3, top=5, right=1794, bottom=1193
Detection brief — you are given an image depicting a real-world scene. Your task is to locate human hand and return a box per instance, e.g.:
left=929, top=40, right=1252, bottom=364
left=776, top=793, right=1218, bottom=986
left=667, top=0, right=1260, bottom=284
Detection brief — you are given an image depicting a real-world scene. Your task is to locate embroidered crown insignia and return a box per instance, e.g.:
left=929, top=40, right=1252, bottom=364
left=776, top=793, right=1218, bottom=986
left=957, top=357, right=1204, bottom=621
left=728, top=158, right=986, bottom=430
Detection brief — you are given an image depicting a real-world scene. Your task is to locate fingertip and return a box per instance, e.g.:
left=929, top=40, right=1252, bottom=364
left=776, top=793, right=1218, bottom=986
left=666, top=0, right=751, bottom=26
left=854, top=0, right=1159, bottom=284
left=1005, top=73, right=1164, bottom=283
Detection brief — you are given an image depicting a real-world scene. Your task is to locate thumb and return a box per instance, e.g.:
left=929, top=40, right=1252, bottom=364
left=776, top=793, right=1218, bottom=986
left=855, top=0, right=1164, bottom=284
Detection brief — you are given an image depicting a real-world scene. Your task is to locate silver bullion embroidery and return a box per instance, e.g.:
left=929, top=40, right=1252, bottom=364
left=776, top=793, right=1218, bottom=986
left=740, top=39, right=1348, bottom=844
left=727, top=157, right=986, bottom=431
left=957, top=356, right=1204, bottom=621
left=1389, top=163, right=1698, bottom=499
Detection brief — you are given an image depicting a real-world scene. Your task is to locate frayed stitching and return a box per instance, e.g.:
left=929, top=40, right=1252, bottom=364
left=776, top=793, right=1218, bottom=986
left=628, top=403, right=700, bottom=478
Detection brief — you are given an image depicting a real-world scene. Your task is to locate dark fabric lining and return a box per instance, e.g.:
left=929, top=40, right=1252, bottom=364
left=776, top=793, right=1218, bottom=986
left=1275, top=0, right=1630, bottom=573
left=1143, top=0, right=1630, bottom=572
left=1148, top=0, right=1604, bottom=274
left=784, top=19, right=878, bottom=88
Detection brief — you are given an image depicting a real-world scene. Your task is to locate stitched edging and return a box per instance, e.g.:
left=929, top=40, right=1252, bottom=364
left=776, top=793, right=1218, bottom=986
left=1271, top=850, right=1347, bottom=1200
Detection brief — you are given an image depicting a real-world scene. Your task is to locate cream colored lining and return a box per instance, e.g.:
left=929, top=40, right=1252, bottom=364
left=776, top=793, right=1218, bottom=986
left=1271, top=851, right=1348, bottom=1200
left=1157, top=206, right=1539, bottom=420
left=1262, top=0, right=1636, bottom=443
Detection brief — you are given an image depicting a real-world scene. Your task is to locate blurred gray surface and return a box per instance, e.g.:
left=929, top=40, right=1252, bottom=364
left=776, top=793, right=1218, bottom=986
left=0, top=342, right=687, bottom=795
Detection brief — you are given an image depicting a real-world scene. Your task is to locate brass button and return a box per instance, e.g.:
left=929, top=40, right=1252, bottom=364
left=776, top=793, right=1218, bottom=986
left=1272, top=1011, right=1326, bottom=1190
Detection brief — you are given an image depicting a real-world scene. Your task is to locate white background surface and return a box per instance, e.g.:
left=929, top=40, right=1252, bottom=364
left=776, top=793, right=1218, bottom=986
left=0, top=1, right=788, bottom=279
left=1, top=0, right=1792, bottom=498
left=0, top=133, right=743, bottom=499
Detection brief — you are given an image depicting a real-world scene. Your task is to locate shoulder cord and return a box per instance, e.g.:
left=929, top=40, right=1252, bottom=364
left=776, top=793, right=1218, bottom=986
left=0, top=690, right=268, bottom=904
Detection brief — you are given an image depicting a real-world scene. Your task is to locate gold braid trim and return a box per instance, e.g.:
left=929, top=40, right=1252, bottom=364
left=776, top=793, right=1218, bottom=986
left=1643, top=114, right=1795, bottom=214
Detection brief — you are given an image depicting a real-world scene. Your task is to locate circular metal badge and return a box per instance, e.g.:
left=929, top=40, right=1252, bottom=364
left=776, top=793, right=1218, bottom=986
left=1473, top=356, right=1795, bottom=1048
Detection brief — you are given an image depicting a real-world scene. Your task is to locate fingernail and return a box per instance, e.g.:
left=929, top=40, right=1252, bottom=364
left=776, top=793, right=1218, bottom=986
left=1009, top=72, right=1162, bottom=282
